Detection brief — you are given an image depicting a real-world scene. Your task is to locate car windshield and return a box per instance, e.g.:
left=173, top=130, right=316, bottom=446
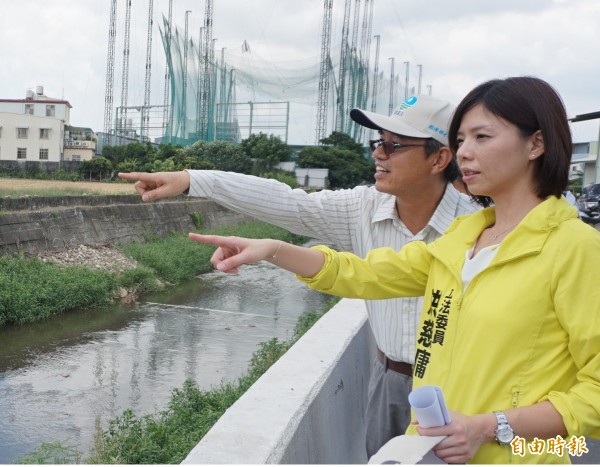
left=589, top=185, right=600, bottom=195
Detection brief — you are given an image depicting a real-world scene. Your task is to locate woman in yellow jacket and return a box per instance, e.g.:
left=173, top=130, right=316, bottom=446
left=189, top=77, right=600, bottom=464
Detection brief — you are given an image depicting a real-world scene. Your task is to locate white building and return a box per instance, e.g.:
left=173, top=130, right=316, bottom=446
left=275, top=161, right=329, bottom=189
left=571, top=140, right=600, bottom=187
left=0, top=86, right=96, bottom=164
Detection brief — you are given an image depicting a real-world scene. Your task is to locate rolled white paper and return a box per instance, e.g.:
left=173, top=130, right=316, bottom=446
left=408, top=385, right=451, bottom=428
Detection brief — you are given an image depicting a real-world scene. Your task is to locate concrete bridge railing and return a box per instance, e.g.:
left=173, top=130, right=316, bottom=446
left=182, top=298, right=374, bottom=464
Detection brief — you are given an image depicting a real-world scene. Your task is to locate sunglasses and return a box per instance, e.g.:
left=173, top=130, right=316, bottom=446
left=369, top=139, right=427, bottom=156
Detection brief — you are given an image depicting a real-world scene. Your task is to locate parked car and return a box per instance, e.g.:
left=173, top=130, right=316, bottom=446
left=577, top=183, right=600, bottom=224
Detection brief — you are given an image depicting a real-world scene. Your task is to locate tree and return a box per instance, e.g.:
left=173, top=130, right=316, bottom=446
left=154, top=143, right=184, bottom=162
left=320, top=131, right=365, bottom=156
left=183, top=140, right=252, bottom=173
left=79, top=157, right=113, bottom=180
left=241, top=133, right=292, bottom=174
left=102, top=142, right=158, bottom=171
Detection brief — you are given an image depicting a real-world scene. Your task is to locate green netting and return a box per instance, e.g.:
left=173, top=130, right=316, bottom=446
left=160, top=15, right=405, bottom=145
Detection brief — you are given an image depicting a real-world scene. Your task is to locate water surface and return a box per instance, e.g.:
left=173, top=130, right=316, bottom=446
left=0, top=263, right=328, bottom=462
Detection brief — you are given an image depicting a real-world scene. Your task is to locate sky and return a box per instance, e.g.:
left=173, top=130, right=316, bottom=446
left=1, top=0, right=599, bottom=145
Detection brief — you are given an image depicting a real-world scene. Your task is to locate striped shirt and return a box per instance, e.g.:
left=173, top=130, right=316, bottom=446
left=189, top=170, right=479, bottom=364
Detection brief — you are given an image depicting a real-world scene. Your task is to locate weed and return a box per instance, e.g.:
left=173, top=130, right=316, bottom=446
left=0, top=256, right=116, bottom=326
left=15, top=441, right=83, bottom=464
left=191, top=211, right=204, bottom=229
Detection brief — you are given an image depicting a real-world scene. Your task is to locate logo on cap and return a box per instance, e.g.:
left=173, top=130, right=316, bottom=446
left=392, top=96, right=418, bottom=116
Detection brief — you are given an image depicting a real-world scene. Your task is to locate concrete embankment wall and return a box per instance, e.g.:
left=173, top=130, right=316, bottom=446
left=0, top=194, right=149, bottom=212
left=183, top=298, right=373, bottom=464
left=0, top=196, right=251, bottom=255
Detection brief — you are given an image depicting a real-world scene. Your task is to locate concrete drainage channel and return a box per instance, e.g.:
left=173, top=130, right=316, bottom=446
left=0, top=195, right=252, bottom=256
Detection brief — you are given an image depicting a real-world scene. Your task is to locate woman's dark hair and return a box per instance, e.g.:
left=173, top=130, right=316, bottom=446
left=448, top=76, right=572, bottom=207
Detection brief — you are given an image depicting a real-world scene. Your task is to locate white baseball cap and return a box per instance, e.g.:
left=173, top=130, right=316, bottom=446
left=350, top=95, right=456, bottom=146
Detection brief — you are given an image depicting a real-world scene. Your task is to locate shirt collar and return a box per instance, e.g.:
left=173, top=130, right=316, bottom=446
left=371, top=184, right=464, bottom=236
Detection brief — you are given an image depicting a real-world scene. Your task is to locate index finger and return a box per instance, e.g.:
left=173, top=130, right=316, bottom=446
left=188, top=233, right=233, bottom=248
left=118, top=172, right=147, bottom=181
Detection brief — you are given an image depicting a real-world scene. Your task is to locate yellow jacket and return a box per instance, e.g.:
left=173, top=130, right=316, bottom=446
left=300, top=196, right=600, bottom=464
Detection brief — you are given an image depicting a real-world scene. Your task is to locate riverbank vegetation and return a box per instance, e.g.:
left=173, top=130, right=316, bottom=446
left=0, top=221, right=308, bottom=328
left=8, top=218, right=336, bottom=463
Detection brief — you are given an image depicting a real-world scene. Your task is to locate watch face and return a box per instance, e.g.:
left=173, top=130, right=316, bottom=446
left=497, top=426, right=514, bottom=444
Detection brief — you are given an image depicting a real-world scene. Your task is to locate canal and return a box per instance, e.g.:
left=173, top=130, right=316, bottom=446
left=0, top=262, right=329, bottom=463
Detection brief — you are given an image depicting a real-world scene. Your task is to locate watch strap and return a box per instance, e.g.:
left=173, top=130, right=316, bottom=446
left=494, top=411, right=515, bottom=445
left=495, top=411, right=509, bottom=426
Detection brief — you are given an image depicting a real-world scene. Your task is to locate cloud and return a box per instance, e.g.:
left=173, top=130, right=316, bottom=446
left=1, top=0, right=599, bottom=143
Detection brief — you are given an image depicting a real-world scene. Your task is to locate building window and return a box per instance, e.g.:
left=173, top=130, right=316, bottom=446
left=17, top=127, right=28, bottom=139
left=25, top=104, right=34, bottom=115
left=46, top=105, right=56, bottom=117
left=17, top=148, right=27, bottom=159
left=40, top=128, right=50, bottom=139
left=71, top=155, right=81, bottom=162
left=39, top=149, right=49, bottom=160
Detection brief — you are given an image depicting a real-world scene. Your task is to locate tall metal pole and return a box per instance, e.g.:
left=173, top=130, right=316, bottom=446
left=217, top=46, right=226, bottom=140
left=103, top=0, right=118, bottom=142
left=344, top=0, right=361, bottom=135
left=209, top=37, right=218, bottom=141
left=142, top=0, right=154, bottom=141
left=196, top=26, right=204, bottom=138
left=417, top=64, right=423, bottom=95
left=163, top=0, right=173, bottom=141
left=388, top=57, right=395, bottom=116
left=182, top=10, right=191, bottom=142
left=335, top=0, right=351, bottom=133
left=119, top=0, right=132, bottom=136
left=316, top=0, right=333, bottom=144
left=199, top=0, right=214, bottom=141
left=370, top=34, right=380, bottom=113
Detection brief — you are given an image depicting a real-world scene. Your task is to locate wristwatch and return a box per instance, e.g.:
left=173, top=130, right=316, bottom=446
left=494, top=411, right=515, bottom=445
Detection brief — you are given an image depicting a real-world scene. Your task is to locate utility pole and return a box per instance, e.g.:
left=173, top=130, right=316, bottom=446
left=417, top=64, right=423, bottom=95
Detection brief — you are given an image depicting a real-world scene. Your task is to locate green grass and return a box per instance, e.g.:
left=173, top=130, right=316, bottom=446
left=0, top=255, right=116, bottom=326
left=120, top=221, right=309, bottom=285
left=0, top=187, right=103, bottom=197
left=15, top=441, right=83, bottom=464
